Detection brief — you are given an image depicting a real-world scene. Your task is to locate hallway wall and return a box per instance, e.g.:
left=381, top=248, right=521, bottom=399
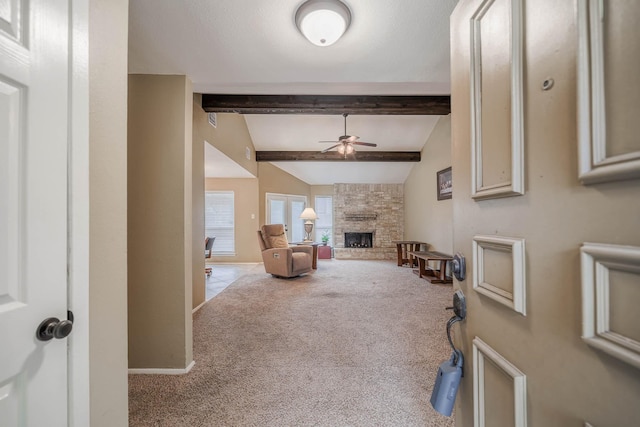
left=128, top=74, right=194, bottom=371
left=404, top=115, right=453, bottom=254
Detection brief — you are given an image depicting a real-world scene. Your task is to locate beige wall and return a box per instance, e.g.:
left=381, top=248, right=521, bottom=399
left=310, top=185, right=333, bottom=208
left=183, top=80, right=194, bottom=357
left=258, top=162, right=311, bottom=225
left=205, top=178, right=262, bottom=263
left=193, top=96, right=258, bottom=177
left=88, top=0, right=129, bottom=425
left=192, top=97, right=206, bottom=309
left=128, top=74, right=193, bottom=369
left=404, top=115, right=453, bottom=253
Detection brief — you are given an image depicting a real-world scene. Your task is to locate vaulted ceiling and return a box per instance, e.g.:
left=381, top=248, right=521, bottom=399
left=128, top=0, right=459, bottom=184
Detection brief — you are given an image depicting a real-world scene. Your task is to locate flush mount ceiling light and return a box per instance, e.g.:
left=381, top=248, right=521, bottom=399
left=295, top=0, right=351, bottom=47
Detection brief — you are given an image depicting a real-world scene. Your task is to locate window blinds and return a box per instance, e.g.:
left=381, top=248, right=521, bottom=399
left=315, top=196, right=333, bottom=246
left=205, top=191, right=235, bottom=255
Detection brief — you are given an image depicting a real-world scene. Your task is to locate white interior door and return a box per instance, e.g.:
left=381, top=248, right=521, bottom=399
left=266, top=193, right=307, bottom=242
left=451, top=1, right=640, bottom=425
left=0, top=1, right=71, bottom=425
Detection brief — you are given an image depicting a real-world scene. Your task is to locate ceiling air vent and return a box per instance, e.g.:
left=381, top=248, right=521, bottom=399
left=208, top=112, right=217, bottom=128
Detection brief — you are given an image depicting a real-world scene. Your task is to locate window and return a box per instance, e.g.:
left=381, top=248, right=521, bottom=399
left=315, top=196, right=333, bottom=246
left=205, top=191, right=235, bottom=255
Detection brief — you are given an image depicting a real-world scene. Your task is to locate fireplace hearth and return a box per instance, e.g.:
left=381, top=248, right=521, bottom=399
left=344, top=232, right=373, bottom=248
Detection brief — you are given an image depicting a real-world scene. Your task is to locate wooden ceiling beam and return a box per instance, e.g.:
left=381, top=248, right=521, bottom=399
left=256, top=151, right=421, bottom=162
left=201, top=94, right=450, bottom=115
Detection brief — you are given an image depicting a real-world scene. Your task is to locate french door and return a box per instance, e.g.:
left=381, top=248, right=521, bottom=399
left=266, top=193, right=307, bottom=242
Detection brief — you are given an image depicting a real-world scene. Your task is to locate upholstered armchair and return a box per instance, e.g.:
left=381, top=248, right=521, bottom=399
left=257, top=224, right=313, bottom=278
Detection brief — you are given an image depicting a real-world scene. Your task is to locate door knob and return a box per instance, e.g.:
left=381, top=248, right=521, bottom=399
left=452, top=253, right=466, bottom=281
left=36, top=314, right=73, bottom=341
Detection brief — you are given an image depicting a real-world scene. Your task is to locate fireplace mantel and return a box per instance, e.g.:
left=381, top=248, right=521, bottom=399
left=344, top=213, right=378, bottom=221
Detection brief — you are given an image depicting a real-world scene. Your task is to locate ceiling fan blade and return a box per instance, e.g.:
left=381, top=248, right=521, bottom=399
left=321, top=144, right=341, bottom=153
left=319, top=114, right=375, bottom=152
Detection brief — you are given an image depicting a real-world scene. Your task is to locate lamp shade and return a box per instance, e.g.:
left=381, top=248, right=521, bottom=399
left=299, top=207, right=318, bottom=220
left=295, top=0, right=351, bottom=47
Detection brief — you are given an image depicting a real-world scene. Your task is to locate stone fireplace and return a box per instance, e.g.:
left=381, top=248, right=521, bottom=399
left=332, top=184, right=403, bottom=260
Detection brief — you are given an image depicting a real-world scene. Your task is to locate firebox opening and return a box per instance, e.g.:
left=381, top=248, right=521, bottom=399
left=344, top=232, right=374, bottom=248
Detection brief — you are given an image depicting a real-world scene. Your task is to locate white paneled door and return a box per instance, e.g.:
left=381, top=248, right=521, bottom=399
left=0, top=0, right=72, bottom=425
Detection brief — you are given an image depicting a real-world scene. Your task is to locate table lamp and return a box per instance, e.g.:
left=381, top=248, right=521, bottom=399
left=299, top=208, right=318, bottom=242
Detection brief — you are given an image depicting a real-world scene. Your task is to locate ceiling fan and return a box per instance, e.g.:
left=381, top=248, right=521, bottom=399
left=319, top=113, right=377, bottom=155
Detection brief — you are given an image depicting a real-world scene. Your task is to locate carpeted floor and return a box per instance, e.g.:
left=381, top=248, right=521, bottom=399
left=129, top=260, right=456, bottom=426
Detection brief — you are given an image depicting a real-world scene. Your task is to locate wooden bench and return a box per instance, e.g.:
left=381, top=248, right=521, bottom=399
left=408, top=250, right=453, bottom=284
left=392, top=240, right=428, bottom=267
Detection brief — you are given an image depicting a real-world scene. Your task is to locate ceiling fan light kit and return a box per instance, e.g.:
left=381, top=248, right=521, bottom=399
left=295, top=0, right=351, bottom=47
left=337, top=143, right=354, bottom=155
left=319, top=113, right=377, bottom=156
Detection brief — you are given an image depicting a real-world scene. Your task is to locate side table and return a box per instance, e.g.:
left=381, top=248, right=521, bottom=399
left=392, top=240, right=427, bottom=267
left=408, top=250, right=453, bottom=284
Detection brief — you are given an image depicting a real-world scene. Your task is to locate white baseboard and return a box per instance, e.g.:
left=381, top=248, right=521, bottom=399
left=192, top=300, right=207, bottom=313
left=208, top=262, right=260, bottom=265
left=129, top=360, right=195, bottom=375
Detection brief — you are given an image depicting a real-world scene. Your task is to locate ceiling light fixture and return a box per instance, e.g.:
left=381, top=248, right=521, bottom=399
left=295, top=0, right=351, bottom=47
left=337, top=143, right=354, bottom=155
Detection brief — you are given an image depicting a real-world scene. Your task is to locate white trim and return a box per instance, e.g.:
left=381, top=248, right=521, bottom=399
left=473, top=337, right=527, bottom=427
left=473, top=235, right=526, bottom=315
left=577, top=0, right=640, bottom=184
left=581, top=243, right=640, bottom=369
left=129, top=360, right=196, bottom=375
left=470, top=0, right=525, bottom=200
left=68, top=0, right=90, bottom=425
left=192, top=300, right=207, bottom=313
left=208, top=262, right=261, bottom=265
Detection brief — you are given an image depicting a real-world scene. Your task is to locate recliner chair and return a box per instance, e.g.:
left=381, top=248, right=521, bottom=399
left=257, top=224, right=313, bottom=278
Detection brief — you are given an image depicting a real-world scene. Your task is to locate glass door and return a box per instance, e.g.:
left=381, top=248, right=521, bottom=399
left=266, top=193, right=307, bottom=242
left=290, top=198, right=306, bottom=242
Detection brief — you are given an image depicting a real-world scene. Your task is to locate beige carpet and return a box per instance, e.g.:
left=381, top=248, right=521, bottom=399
left=129, top=260, right=456, bottom=426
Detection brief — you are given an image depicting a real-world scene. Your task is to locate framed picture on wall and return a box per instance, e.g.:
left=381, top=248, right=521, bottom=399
left=437, top=167, right=452, bottom=200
